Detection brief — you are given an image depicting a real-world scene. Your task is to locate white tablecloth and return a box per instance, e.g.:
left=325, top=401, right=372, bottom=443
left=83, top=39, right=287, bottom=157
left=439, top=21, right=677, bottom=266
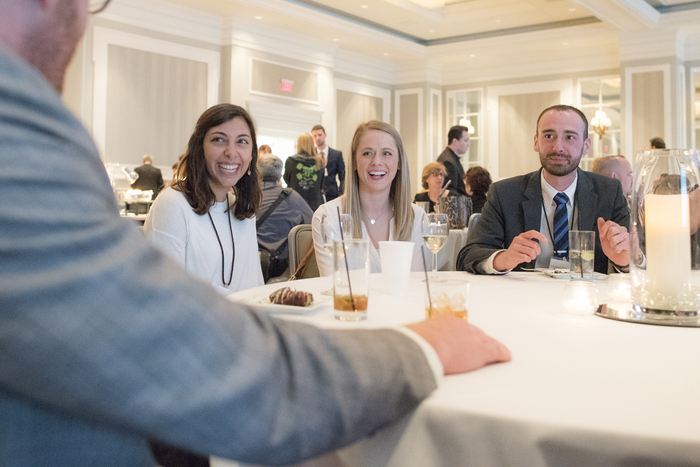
left=216, top=272, right=700, bottom=467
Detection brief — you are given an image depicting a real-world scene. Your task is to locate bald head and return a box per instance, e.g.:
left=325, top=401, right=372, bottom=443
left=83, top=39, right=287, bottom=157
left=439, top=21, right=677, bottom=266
left=0, top=0, right=89, bottom=93
left=592, top=156, right=633, bottom=197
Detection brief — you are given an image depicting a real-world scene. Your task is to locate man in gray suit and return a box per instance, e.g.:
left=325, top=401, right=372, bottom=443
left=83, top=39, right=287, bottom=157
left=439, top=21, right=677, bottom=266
left=457, top=105, right=630, bottom=275
left=0, top=0, right=510, bottom=465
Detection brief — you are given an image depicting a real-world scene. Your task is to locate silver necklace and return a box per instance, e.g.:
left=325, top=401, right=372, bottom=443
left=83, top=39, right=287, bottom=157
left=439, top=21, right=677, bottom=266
left=364, top=204, right=390, bottom=225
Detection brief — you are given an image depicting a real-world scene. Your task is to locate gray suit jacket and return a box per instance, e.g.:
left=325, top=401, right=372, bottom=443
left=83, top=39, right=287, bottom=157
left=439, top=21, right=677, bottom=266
left=457, top=168, right=630, bottom=274
left=0, top=45, right=436, bottom=466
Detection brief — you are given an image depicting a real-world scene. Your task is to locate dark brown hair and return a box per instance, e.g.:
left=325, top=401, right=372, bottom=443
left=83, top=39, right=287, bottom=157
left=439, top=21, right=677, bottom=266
left=465, top=166, right=492, bottom=195
left=536, top=104, right=589, bottom=140
left=172, top=104, right=261, bottom=219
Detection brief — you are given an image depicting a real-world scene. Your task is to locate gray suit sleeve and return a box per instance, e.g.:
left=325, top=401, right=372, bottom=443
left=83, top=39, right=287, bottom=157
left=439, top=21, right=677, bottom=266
left=0, top=62, right=437, bottom=465
left=457, top=188, right=506, bottom=274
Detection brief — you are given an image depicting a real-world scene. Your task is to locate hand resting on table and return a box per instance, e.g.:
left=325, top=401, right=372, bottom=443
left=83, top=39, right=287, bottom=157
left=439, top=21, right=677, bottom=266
left=406, top=317, right=512, bottom=375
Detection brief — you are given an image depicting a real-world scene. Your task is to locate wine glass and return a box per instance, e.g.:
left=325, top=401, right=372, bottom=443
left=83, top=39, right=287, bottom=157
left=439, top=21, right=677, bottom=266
left=422, top=213, right=449, bottom=282
left=320, top=213, right=353, bottom=295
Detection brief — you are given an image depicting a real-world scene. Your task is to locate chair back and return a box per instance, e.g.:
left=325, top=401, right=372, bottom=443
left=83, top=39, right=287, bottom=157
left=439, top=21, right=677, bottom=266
left=467, top=212, right=481, bottom=232
left=288, top=224, right=319, bottom=279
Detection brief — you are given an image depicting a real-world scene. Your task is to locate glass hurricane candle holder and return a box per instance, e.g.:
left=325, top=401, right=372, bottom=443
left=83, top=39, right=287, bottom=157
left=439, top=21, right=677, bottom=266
left=629, top=149, right=700, bottom=327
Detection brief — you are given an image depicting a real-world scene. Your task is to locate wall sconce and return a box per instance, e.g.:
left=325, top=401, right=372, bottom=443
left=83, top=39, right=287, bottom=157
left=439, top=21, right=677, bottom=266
left=459, top=118, right=475, bottom=134
left=591, top=110, right=610, bottom=138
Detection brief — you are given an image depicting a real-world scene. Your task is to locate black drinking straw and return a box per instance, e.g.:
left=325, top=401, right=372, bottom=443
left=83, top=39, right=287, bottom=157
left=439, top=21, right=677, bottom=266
left=421, top=245, right=433, bottom=315
left=337, top=207, right=356, bottom=311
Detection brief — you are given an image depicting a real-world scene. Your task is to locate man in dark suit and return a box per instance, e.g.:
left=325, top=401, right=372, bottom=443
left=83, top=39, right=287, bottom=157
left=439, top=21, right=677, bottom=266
left=457, top=105, right=630, bottom=275
left=312, top=124, right=345, bottom=201
left=437, top=125, right=470, bottom=196
left=131, top=154, right=164, bottom=199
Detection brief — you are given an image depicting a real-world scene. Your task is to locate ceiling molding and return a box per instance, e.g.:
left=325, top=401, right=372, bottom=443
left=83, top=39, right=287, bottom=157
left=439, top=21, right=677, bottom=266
left=573, top=0, right=660, bottom=31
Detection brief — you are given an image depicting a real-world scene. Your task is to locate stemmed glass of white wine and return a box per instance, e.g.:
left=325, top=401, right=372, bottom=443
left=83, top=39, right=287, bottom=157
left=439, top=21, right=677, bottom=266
left=422, top=212, right=449, bottom=282
left=320, top=213, right=353, bottom=295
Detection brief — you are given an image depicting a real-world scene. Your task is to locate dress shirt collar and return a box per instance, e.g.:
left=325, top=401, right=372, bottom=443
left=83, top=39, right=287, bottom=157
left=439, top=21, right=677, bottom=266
left=540, top=170, right=577, bottom=209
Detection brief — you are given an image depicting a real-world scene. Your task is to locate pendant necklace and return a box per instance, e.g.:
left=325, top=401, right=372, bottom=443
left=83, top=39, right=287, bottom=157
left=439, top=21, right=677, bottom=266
left=365, top=204, right=390, bottom=225
left=207, top=194, right=235, bottom=288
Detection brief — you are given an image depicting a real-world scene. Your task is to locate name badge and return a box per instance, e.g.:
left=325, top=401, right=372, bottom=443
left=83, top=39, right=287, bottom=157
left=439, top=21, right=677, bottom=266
left=550, top=258, right=570, bottom=269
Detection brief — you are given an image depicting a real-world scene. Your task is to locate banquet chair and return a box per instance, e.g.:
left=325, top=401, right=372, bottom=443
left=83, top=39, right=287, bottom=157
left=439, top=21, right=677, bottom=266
left=288, top=224, right=319, bottom=279
left=467, top=212, right=481, bottom=231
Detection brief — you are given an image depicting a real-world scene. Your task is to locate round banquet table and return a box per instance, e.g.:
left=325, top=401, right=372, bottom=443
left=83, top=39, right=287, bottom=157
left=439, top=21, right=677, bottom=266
left=217, top=271, right=700, bottom=467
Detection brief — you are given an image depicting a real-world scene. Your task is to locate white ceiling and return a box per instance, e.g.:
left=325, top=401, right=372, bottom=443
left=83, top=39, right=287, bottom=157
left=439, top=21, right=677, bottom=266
left=150, top=0, right=700, bottom=79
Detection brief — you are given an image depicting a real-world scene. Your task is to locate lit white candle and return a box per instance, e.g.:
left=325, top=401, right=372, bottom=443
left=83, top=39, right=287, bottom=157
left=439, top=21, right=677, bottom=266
left=644, top=194, right=691, bottom=301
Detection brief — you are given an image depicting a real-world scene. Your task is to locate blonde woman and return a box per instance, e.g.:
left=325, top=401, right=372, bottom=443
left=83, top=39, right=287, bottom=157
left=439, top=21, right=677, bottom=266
left=312, top=121, right=426, bottom=276
left=283, top=133, right=325, bottom=210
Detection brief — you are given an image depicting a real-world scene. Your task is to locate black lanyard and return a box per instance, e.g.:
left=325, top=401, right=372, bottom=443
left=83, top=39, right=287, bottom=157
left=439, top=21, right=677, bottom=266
left=207, top=195, right=235, bottom=287
left=541, top=190, right=578, bottom=259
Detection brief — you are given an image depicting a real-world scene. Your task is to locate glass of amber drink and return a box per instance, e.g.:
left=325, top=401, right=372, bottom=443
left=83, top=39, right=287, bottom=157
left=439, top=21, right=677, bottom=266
left=425, top=280, right=470, bottom=320
left=333, top=239, right=370, bottom=321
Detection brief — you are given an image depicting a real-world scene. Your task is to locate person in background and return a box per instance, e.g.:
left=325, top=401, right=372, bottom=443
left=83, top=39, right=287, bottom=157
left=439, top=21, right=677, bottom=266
left=313, top=121, right=426, bottom=275
left=0, top=0, right=511, bottom=464
left=284, top=133, right=325, bottom=210
left=413, top=162, right=459, bottom=213
left=650, top=137, right=666, bottom=149
left=257, top=153, right=313, bottom=281
left=591, top=155, right=633, bottom=199
left=437, top=125, right=470, bottom=196
left=144, top=104, right=264, bottom=295
left=258, top=144, right=272, bottom=155
left=464, top=166, right=492, bottom=214
left=312, top=124, right=345, bottom=201
left=131, top=153, right=165, bottom=199
left=457, top=104, right=630, bottom=275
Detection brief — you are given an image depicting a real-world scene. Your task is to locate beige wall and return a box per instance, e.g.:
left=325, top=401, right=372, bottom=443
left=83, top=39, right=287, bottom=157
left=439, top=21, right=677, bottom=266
left=498, top=91, right=560, bottom=179
left=105, top=45, right=208, bottom=168
left=251, top=60, right=318, bottom=103
left=631, top=71, right=665, bottom=154
left=398, top=93, right=420, bottom=195
left=336, top=90, right=383, bottom=160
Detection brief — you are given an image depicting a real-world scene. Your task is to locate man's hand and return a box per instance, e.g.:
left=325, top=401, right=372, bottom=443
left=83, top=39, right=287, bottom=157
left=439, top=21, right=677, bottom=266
left=492, top=230, right=547, bottom=272
left=597, top=217, right=630, bottom=267
left=406, top=317, right=511, bottom=375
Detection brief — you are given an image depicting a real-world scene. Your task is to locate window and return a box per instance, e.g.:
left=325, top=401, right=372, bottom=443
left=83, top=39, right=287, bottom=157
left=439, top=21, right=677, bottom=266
left=446, top=89, right=483, bottom=168
left=578, top=77, right=621, bottom=170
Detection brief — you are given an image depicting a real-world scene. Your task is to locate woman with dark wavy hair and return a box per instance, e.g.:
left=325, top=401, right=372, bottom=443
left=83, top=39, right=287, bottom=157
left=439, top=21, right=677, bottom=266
left=464, top=165, right=492, bottom=214
left=144, top=104, right=263, bottom=295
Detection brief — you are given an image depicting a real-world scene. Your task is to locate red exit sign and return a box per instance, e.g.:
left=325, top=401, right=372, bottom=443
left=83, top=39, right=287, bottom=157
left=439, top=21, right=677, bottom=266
left=280, top=79, right=293, bottom=92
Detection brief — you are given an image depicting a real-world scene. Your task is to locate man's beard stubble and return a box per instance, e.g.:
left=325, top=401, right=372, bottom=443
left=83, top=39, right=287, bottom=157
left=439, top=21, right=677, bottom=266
left=540, top=151, right=582, bottom=177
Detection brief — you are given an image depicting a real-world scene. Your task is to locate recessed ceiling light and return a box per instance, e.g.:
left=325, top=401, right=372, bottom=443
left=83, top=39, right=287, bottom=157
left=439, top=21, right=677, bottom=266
left=255, top=16, right=262, bottom=19
left=569, top=8, right=576, bottom=11
left=495, top=19, right=501, bottom=23
left=429, top=29, right=435, bottom=32
left=470, top=54, right=476, bottom=57
left=563, top=42, right=568, bottom=45
left=383, top=52, right=389, bottom=56
left=333, top=38, right=340, bottom=41
left=361, top=4, right=368, bottom=8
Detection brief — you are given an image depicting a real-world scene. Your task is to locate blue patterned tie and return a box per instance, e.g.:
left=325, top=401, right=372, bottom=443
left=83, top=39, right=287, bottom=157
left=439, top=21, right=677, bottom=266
left=552, top=192, right=569, bottom=259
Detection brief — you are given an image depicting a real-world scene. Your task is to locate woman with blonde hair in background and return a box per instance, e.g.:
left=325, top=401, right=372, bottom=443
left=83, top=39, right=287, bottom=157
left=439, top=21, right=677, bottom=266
left=312, top=120, right=425, bottom=275
left=283, top=133, right=325, bottom=210
left=413, top=161, right=461, bottom=213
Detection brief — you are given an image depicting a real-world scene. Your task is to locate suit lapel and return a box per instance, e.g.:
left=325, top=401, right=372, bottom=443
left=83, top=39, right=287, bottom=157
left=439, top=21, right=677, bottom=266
left=576, top=169, right=597, bottom=231
left=523, top=170, right=542, bottom=232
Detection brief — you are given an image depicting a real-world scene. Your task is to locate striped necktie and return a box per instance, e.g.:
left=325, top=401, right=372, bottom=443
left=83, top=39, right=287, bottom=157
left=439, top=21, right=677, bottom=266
left=553, top=192, right=569, bottom=259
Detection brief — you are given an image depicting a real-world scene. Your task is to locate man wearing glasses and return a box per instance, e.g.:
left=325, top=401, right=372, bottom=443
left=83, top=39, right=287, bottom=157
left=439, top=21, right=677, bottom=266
left=0, top=1, right=510, bottom=466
